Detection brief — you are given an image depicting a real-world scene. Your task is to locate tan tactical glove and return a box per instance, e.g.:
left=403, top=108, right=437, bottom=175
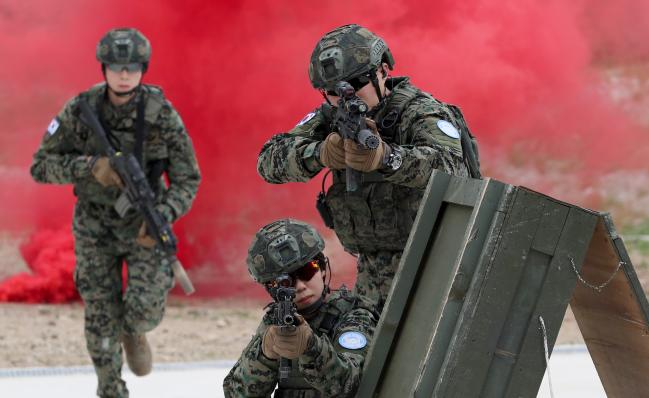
left=91, top=157, right=124, bottom=188
left=261, top=327, right=280, bottom=360
left=273, top=316, right=313, bottom=359
left=319, top=133, right=346, bottom=170
left=365, top=118, right=379, bottom=134
left=262, top=316, right=313, bottom=360
left=136, top=222, right=157, bottom=249
left=344, top=129, right=390, bottom=173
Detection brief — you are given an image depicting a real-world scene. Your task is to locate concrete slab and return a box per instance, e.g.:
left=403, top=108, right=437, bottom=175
left=0, top=361, right=235, bottom=398
left=0, top=346, right=606, bottom=397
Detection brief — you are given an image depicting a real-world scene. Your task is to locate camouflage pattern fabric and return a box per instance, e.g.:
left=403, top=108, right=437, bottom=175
left=355, top=251, right=402, bottom=311
left=75, top=203, right=173, bottom=398
left=223, top=289, right=378, bottom=398
left=96, top=28, right=151, bottom=65
left=308, top=24, right=394, bottom=91
left=30, top=83, right=200, bottom=398
left=247, top=218, right=325, bottom=283
left=257, top=77, right=469, bottom=309
left=31, top=83, right=201, bottom=227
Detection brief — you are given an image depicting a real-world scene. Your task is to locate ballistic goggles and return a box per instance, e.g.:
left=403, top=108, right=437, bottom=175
left=265, top=259, right=322, bottom=289
left=325, top=73, right=373, bottom=96
left=106, top=63, right=144, bottom=73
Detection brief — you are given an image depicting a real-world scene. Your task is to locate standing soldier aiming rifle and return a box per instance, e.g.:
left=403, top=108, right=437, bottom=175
left=257, top=24, right=480, bottom=312
left=30, top=28, right=200, bottom=398
left=223, top=219, right=377, bottom=398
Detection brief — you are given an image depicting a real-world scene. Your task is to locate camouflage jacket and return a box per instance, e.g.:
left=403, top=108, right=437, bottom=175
left=223, top=289, right=378, bottom=398
left=257, top=77, right=469, bottom=253
left=30, top=83, right=200, bottom=237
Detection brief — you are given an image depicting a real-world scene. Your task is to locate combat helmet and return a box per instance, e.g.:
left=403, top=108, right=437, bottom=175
left=309, top=24, right=395, bottom=91
left=96, top=28, right=151, bottom=71
left=247, top=219, right=325, bottom=283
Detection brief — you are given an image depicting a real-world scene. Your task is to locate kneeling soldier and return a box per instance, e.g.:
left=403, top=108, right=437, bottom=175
left=223, top=219, right=378, bottom=398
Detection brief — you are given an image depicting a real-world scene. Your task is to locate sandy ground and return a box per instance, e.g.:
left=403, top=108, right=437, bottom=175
left=0, top=300, right=264, bottom=367
left=1, top=234, right=647, bottom=368
left=0, top=235, right=267, bottom=367
left=0, top=300, right=584, bottom=369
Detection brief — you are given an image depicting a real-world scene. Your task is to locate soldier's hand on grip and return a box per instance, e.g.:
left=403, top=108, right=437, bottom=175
left=344, top=128, right=390, bottom=173
left=364, top=118, right=379, bottom=135
left=319, top=133, right=347, bottom=170
left=273, top=316, right=313, bottom=359
left=90, top=156, right=124, bottom=188
left=262, top=327, right=281, bottom=360
left=136, top=221, right=157, bottom=249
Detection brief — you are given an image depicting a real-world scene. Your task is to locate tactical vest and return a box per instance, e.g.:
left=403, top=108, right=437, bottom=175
left=274, top=289, right=359, bottom=398
left=72, top=83, right=169, bottom=208
left=321, top=79, right=479, bottom=254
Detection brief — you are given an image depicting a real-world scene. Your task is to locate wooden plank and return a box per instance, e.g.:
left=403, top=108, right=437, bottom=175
left=435, top=188, right=546, bottom=397
left=411, top=179, right=508, bottom=397
left=378, top=202, right=475, bottom=397
left=358, top=170, right=452, bottom=396
left=442, top=175, right=487, bottom=206
left=571, top=216, right=649, bottom=398
left=505, top=207, right=598, bottom=397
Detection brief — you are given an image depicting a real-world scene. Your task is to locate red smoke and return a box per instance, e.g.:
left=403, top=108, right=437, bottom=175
left=0, top=227, right=78, bottom=303
left=2, top=0, right=649, bottom=302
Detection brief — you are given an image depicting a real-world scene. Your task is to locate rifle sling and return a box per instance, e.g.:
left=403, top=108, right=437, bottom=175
left=96, top=93, right=148, bottom=168
left=134, top=98, right=147, bottom=166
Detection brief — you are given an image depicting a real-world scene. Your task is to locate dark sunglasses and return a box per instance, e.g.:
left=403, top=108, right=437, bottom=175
left=106, top=63, right=143, bottom=73
left=325, top=73, right=373, bottom=96
left=265, top=259, right=322, bottom=289
left=290, top=259, right=321, bottom=282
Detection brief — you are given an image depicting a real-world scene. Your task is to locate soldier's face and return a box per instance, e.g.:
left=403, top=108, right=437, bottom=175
left=355, top=66, right=388, bottom=109
left=105, top=66, right=142, bottom=94
left=293, top=269, right=325, bottom=310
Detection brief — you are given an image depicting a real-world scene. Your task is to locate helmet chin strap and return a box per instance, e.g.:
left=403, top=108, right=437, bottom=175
left=111, top=86, right=140, bottom=97
left=366, top=66, right=390, bottom=118
left=369, top=67, right=384, bottom=103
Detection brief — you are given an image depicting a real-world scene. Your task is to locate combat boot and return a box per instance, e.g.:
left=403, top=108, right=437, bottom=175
left=122, top=333, right=152, bottom=376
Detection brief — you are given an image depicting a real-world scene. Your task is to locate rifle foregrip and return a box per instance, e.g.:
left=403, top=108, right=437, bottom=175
left=171, top=259, right=195, bottom=295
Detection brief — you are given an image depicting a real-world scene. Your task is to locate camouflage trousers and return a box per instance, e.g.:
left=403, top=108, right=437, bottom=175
left=73, top=206, right=173, bottom=398
left=353, top=250, right=403, bottom=313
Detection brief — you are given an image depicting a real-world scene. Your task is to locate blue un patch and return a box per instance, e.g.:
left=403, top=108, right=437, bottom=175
left=338, top=331, right=367, bottom=350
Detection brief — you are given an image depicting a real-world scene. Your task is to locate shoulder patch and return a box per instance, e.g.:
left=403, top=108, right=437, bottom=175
left=296, top=112, right=316, bottom=126
left=47, top=117, right=60, bottom=135
left=338, top=331, right=367, bottom=350
left=437, top=120, right=460, bottom=139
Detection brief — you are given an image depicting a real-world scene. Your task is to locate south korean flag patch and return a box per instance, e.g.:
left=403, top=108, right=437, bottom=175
left=47, top=117, right=61, bottom=135
left=296, top=112, right=316, bottom=126
left=338, top=331, right=367, bottom=350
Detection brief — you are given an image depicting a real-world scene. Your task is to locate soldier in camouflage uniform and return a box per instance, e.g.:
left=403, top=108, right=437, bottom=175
left=223, top=219, right=378, bottom=398
left=258, top=24, right=476, bottom=312
left=30, top=28, right=200, bottom=398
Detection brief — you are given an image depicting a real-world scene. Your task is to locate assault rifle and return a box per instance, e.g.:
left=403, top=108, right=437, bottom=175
left=269, top=275, right=298, bottom=380
left=79, top=99, right=195, bottom=295
left=333, top=81, right=380, bottom=192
